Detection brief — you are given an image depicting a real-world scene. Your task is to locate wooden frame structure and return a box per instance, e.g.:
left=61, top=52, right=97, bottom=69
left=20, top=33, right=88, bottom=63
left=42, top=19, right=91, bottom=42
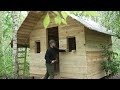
left=16, top=11, right=114, bottom=79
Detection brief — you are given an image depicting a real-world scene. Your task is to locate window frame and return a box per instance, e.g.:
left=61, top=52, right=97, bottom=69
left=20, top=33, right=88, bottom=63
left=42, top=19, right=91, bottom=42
left=35, top=40, right=41, bottom=53
left=67, top=36, right=76, bottom=52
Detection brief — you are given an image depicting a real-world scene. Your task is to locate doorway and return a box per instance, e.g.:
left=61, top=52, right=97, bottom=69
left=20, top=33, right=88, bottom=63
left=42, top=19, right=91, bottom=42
left=46, top=26, right=59, bottom=73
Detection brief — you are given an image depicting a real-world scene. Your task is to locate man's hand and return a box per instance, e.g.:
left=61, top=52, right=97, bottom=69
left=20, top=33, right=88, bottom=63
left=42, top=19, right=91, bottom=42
left=51, top=60, right=56, bottom=64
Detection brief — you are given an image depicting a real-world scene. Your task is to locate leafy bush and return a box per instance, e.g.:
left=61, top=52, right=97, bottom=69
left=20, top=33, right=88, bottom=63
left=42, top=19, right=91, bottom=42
left=101, top=59, right=120, bottom=76
left=101, top=44, right=120, bottom=76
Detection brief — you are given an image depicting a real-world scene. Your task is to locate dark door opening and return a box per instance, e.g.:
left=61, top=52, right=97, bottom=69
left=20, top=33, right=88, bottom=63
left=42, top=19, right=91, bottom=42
left=47, top=26, right=59, bottom=73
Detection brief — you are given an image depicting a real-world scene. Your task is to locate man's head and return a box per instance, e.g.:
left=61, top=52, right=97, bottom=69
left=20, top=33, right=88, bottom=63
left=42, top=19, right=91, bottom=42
left=49, top=40, right=56, bottom=48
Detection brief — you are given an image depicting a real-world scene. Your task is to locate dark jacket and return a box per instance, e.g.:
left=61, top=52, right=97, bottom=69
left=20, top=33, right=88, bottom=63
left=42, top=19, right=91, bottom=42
left=45, top=47, right=65, bottom=63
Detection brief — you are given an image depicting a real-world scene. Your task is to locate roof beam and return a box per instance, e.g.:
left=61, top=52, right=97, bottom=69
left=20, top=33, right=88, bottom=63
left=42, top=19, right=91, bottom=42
left=17, top=31, right=30, bottom=35
left=18, top=25, right=33, bottom=31
left=17, top=34, right=29, bottom=38
left=19, top=29, right=32, bottom=33
left=24, top=19, right=38, bottom=24
left=22, top=22, right=35, bottom=27
left=29, top=12, right=44, bottom=18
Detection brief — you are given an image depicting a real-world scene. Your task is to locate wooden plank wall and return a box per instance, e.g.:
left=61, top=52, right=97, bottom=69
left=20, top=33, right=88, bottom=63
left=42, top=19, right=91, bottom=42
left=29, top=25, right=47, bottom=77
left=85, top=27, right=112, bottom=79
left=29, top=12, right=87, bottom=79
left=29, top=13, right=59, bottom=78
left=59, top=17, right=87, bottom=79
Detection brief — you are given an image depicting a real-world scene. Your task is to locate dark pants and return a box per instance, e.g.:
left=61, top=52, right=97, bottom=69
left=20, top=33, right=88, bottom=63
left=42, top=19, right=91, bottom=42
left=44, top=63, right=54, bottom=79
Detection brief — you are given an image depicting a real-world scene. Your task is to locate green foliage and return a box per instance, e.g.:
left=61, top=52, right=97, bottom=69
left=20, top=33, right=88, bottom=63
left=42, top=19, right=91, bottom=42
left=43, top=11, right=100, bottom=28
left=54, top=16, right=62, bottom=25
left=0, top=11, right=29, bottom=79
left=102, top=60, right=120, bottom=76
left=61, top=11, right=68, bottom=20
left=43, top=13, right=50, bottom=29
left=89, top=11, right=120, bottom=38
left=53, top=11, right=60, bottom=16
left=53, top=11, right=68, bottom=24
left=83, top=11, right=100, bottom=16
left=69, top=11, right=82, bottom=15
left=101, top=44, right=118, bottom=58
left=101, top=44, right=120, bottom=76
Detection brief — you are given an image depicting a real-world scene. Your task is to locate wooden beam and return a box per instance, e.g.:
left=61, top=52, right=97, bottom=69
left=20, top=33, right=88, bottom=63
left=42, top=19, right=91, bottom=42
left=17, top=40, right=29, bottom=45
left=29, top=12, right=43, bottom=18
left=17, top=31, right=30, bottom=35
left=17, top=37, right=28, bottom=40
left=17, top=42, right=29, bottom=45
left=26, top=16, right=40, bottom=22
left=17, top=34, right=29, bottom=38
left=22, top=22, right=35, bottom=27
left=19, top=29, right=32, bottom=33
left=21, top=24, right=33, bottom=29
left=24, top=19, right=38, bottom=24
left=19, top=27, right=33, bottom=30
left=23, top=18, right=39, bottom=25
left=20, top=25, right=33, bottom=30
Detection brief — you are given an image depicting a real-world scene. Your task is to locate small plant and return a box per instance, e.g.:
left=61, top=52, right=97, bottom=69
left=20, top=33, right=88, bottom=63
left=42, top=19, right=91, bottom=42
left=101, top=44, right=120, bottom=77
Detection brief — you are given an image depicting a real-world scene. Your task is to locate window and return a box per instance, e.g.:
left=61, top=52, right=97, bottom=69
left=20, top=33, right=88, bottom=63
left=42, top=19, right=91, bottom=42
left=35, top=41, right=40, bottom=53
left=67, top=37, right=76, bottom=52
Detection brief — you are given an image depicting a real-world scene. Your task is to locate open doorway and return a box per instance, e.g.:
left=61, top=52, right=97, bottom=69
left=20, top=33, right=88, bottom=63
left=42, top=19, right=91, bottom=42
left=46, top=26, right=59, bottom=73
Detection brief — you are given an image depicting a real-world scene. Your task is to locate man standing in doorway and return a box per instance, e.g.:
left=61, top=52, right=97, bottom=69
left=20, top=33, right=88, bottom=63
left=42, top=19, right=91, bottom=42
left=44, top=40, right=66, bottom=79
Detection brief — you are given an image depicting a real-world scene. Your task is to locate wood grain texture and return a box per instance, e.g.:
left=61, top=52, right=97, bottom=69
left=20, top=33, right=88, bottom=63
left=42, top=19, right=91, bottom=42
left=85, top=27, right=112, bottom=78
left=18, top=12, right=112, bottom=79
left=29, top=13, right=87, bottom=79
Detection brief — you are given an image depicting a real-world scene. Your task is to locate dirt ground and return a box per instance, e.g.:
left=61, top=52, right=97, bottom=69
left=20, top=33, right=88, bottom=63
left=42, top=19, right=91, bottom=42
left=1, top=73, right=120, bottom=79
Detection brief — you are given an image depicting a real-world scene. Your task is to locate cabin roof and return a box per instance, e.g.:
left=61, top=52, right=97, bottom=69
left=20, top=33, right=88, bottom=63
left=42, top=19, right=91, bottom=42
left=17, top=11, right=46, bottom=47
left=67, top=12, right=115, bottom=36
left=17, top=11, right=115, bottom=47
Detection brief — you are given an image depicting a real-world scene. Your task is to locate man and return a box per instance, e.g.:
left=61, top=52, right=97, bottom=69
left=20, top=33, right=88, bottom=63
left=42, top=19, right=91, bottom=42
left=44, top=40, right=66, bottom=79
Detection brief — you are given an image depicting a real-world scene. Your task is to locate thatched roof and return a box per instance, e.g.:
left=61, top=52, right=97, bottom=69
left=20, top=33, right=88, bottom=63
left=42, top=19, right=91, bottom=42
left=17, top=11, right=115, bottom=47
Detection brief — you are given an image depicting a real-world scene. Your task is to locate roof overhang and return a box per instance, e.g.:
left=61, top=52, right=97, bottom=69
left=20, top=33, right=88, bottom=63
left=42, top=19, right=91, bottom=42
left=16, top=11, right=115, bottom=48
left=17, top=11, right=46, bottom=47
left=66, top=11, right=115, bottom=36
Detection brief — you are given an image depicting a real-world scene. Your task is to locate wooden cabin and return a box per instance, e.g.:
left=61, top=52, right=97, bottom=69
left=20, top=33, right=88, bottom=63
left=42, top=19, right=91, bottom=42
left=17, top=11, right=114, bottom=79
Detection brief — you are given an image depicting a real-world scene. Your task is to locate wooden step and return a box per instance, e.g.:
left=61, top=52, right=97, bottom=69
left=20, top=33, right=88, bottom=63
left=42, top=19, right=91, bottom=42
left=19, top=69, right=24, bottom=71
left=18, top=57, right=25, bottom=58
left=17, top=47, right=27, bottom=79
left=19, top=74, right=23, bottom=76
left=18, top=63, right=25, bottom=65
left=19, top=74, right=24, bottom=77
left=18, top=51, right=25, bottom=53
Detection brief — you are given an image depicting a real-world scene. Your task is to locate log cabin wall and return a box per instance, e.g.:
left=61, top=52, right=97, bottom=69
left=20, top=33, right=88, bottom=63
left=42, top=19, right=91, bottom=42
left=84, top=27, right=112, bottom=79
left=59, top=17, right=87, bottom=79
left=29, top=12, right=87, bottom=79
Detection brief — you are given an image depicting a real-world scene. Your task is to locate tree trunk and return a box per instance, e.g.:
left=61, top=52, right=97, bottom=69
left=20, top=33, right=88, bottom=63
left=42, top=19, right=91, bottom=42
left=12, top=11, right=19, bottom=79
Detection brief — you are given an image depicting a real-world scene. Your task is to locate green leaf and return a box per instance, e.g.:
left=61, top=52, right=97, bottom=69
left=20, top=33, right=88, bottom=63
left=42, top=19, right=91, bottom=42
left=73, top=11, right=79, bottom=14
left=69, top=11, right=73, bottom=14
left=61, top=19, right=67, bottom=25
left=69, top=11, right=83, bottom=16
left=83, top=11, right=99, bottom=16
left=43, top=13, right=50, bottom=28
left=54, top=16, right=61, bottom=25
left=61, top=11, right=68, bottom=20
left=53, top=11, right=60, bottom=16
